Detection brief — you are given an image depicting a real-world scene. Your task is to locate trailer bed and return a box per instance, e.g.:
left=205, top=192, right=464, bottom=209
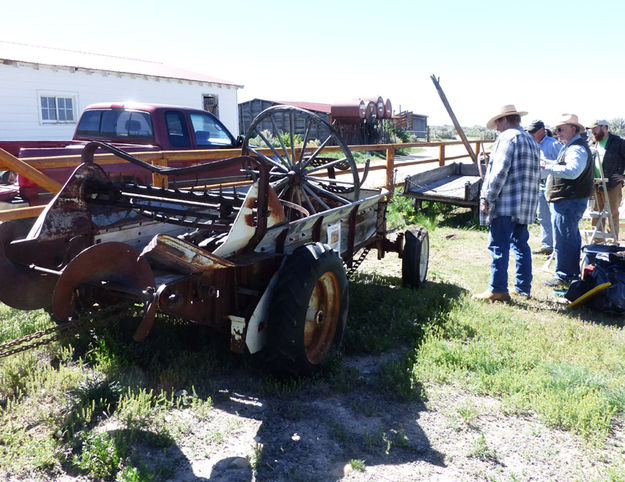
left=403, top=162, right=483, bottom=208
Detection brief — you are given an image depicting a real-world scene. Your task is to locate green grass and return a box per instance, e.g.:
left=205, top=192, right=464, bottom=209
left=386, top=189, right=473, bottom=232
left=468, top=432, right=498, bottom=462
left=349, top=458, right=366, bottom=471
left=386, top=207, right=625, bottom=444
left=0, top=317, right=218, bottom=478
left=0, top=202, right=624, bottom=477
left=353, top=202, right=625, bottom=445
left=409, top=294, right=625, bottom=442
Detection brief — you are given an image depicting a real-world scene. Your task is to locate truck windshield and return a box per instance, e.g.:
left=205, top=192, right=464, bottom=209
left=190, top=113, right=233, bottom=146
left=76, top=110, right=154, bottom=141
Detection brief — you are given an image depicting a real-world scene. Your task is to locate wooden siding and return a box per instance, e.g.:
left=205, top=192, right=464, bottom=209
left=0, top=62, right=240, bottom=140
left=394, top=111, right=428, bottom=137
left=239, top=99, right=331, bottom=141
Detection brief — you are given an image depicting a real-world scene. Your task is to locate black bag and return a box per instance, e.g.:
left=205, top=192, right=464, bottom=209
left=581, top=244, right=625, bottom=314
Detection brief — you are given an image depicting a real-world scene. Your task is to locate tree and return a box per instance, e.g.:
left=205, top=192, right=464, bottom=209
left=609, top=118, right=625, bottom=137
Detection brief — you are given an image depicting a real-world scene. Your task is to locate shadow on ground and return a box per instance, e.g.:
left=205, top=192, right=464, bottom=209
left=56, top=274, right=459, bottom=480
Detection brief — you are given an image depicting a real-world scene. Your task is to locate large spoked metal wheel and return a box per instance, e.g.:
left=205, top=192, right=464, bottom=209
left=402, top=226, right=429, bottom=288
left=242, top=106, right=360, bottom=220
left=268, top=242, right=349, bottom=376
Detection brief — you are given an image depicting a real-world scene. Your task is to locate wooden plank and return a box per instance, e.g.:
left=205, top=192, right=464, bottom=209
left=405, top=163, right=457, bottom=189
left=458, top=163, right=480, bottom=176
left=407, top=174, right=480, bottom=199
left=0, top=204, right=44, bottom=221
left=385, top=147, right=395, bottom=193
left=0, top=148, right=62, bottom=193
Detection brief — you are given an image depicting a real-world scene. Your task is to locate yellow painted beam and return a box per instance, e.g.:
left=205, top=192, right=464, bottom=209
left=0, top=148, right=62, bottom=193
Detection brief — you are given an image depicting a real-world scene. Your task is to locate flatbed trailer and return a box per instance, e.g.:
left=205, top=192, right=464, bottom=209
left=403, top=162, right=483, bottom=214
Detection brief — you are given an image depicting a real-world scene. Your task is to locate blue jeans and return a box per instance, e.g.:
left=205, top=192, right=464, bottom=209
left=537, top=183, right=552, bottom=249
left=549, top=197, right=588, bottom=281
left=488, top=216, right=532, bottom=295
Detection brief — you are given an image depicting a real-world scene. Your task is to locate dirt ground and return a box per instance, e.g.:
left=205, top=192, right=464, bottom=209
left=135, top=353, right=622, bottom=481
left=129, top=252, right=623, bottom=482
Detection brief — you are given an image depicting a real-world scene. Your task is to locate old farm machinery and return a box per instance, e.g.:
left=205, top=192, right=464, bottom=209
left=0, top=106, right=429, bottom=375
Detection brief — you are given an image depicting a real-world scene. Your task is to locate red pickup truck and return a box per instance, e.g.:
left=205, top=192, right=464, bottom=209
left=0, top=102, right=242, bottom=205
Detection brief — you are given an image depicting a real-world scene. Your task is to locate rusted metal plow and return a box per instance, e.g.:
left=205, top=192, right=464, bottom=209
left=0, top=106, right=429, bottom=375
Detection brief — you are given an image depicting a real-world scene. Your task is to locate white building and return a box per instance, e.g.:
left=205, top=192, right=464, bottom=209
left=0, top=41, right=243, bottom=140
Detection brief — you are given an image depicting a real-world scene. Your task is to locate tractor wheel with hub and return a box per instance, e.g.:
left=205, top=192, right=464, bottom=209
left=268, top=242, right=348, bottom=375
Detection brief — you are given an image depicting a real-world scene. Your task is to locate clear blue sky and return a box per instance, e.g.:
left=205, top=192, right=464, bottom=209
left=3, top=0, right=624, bottom=126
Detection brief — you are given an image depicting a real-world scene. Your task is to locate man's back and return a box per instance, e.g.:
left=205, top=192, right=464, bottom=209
left=482, top=127, right=540, bottom=224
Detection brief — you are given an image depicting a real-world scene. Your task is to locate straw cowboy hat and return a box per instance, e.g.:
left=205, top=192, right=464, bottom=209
left=486, top=105, right=528, bottom=130
left=555, top=113, right=585, bottom=131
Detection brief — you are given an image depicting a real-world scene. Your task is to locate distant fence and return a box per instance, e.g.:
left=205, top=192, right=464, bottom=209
left=0, top=139, right=492, bottom=222
left=345, top=139, right=492, bottom=192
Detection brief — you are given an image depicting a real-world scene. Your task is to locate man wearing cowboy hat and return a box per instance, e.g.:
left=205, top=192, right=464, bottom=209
left=541, top=113, right=594, bottom=287
left=474, top=105, right=540, bottom=302
left=588, top=119, right=625, bottom=240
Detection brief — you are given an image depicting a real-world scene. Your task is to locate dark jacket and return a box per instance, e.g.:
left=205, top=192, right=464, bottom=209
left=597, top=133, right=625, bottom=189
left=547, top=137, right=594, bottom=203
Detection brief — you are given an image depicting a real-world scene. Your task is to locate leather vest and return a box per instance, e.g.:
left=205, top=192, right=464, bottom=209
left=546, top=137, right=594, bottom=202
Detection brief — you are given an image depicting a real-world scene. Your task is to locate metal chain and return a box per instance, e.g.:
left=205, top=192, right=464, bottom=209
left=346, top=247, right=371, bottom=280
left=321, top=182, right=355, bottom=194
left=308, top=157, right=350, bottom=170
left=0, top=302, right=136, bottom=359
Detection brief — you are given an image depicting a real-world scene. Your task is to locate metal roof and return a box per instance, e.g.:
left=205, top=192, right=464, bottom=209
left=0, top=40, right=243, bottom=88
left=239, top=99, right=332, bottom=114
left=273, top=100, right=332, bottom=114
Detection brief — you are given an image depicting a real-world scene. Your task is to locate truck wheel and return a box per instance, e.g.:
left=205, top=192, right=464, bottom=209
left=402, top=227, right=429, bottom=288
left=268, top=243, right=348, bottom=376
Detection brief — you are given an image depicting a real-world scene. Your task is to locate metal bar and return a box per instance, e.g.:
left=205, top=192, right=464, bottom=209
left=301, top=187, right=316, bottom=214
left=306, top=157, right=349, bottom=174
left=308, top=182, right=351, bottom=205
left=346, top=205, right=359, bottom=266
left=430, top=74, right=478, bottom=164
left=244, top=147, right=287, bottom=172
left=271, top=117, right=292, bottom=167
left=300, top=135, right=333, bottom=170
left=289, top=109, right=296, bottom=167
left=303, top=175, right=356, bottom=187
left=303, top=184, right=330, bottom=211
left=251, top=131, right=289, bottom=171
left=299, top=118, right=313, bottom=163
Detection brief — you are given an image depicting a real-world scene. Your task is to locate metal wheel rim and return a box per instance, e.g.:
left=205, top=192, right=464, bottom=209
left=242, top=106, right=360, bottom=220
left=304, top=271, right=340, bottom=364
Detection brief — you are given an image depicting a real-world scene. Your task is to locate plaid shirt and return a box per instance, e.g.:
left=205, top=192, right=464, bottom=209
left=480, top=126, right=540, bottom=225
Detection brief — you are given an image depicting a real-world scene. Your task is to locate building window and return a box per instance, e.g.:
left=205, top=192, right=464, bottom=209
left=39, top=94, right=76, bottom=123
left=203, top=95, right=219, bottom=117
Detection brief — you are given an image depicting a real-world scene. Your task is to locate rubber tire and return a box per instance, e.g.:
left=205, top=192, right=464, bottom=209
left=402, top=227, right=429, bottom=288
left=268, top=242, right=349, bottom=376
